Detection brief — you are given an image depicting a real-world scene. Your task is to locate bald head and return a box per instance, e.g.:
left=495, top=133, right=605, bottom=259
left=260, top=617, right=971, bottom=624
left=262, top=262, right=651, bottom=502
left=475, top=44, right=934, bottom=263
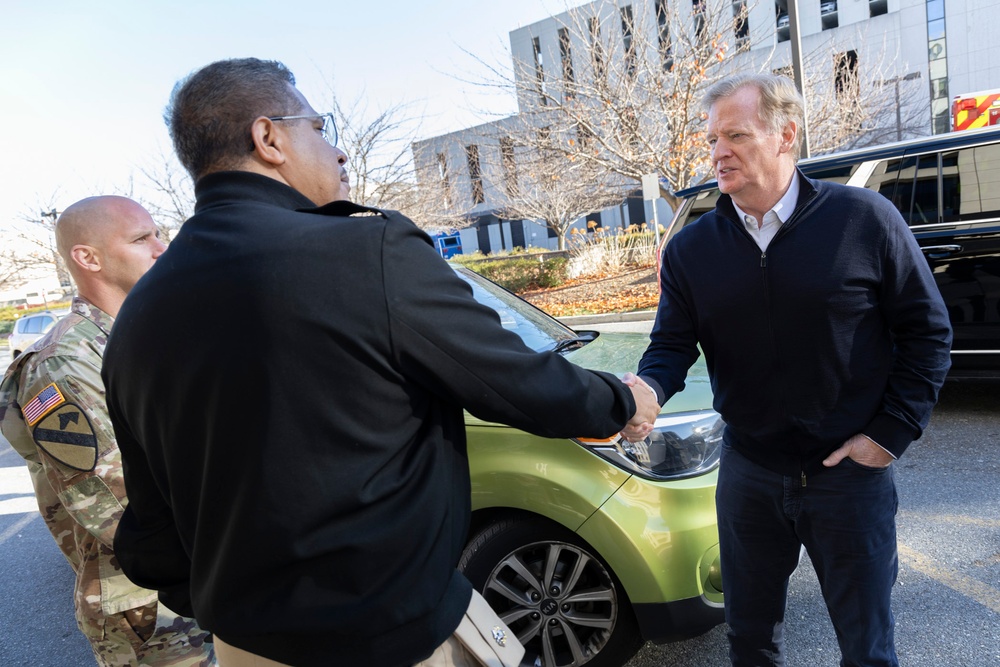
left=55, top=196, right=152, bottom=262
left=54, top=196, right=166, bottom=317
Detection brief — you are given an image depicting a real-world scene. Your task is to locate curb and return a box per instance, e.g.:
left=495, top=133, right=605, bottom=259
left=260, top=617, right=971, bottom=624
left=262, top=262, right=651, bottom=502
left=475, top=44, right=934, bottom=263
left=557, top=309, right=656, bottom=327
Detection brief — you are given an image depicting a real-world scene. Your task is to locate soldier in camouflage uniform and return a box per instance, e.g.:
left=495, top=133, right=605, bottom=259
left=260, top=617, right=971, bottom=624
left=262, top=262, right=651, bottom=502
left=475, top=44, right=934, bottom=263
left=0, top=196, right=215, bottom=667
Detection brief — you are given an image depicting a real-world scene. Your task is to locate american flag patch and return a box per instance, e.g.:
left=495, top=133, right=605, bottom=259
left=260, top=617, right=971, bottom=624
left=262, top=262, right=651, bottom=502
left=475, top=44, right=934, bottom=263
left=23, top=383, right=66, bottom=426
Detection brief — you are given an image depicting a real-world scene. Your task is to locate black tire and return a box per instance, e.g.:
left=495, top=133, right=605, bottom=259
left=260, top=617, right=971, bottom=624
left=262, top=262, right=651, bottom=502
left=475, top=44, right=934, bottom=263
left=459, top=516, right=643, bottom=667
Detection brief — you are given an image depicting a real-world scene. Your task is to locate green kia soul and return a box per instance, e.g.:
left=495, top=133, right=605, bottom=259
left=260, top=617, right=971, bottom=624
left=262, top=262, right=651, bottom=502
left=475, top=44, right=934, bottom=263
left=456, top=266, right=724, bottom=667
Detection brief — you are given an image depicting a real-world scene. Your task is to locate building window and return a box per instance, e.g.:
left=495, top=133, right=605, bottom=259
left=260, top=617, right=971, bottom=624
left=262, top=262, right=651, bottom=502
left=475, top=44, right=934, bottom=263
left=776, top=1, right=789, bottom=43
left=466, top=144, right=485, bottom=205
left=620, top=5, right=637, bottom=77
left=834, top=50, right=858, bottom=99
left=927, top=0, right=945, bottom=21
left=692, top=0, right=707, bottom=42
left=500, top=136, right=518, bottom=197
left=532, top=36, right=547, bottom=106
left=869, top=0, right=888, bottom=16
left=577, top=122, right=593, bottom=150
left=437, top=152, right=452, bottom=209
left=926, top=0, right=948, bottom=134
left=733, top=1, right=749, bottom=48
left=656, top=0, right=674, bottom=70
left=589, top=16, right=606, bottom=80
left=558, top=27, right=574, bottom=91
left=821, top=0, right=839, bottom=31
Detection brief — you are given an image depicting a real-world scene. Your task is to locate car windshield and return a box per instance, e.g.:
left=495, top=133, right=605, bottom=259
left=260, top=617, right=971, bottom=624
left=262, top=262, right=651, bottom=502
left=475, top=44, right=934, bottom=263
left=453, top=266, right=582, bottom=353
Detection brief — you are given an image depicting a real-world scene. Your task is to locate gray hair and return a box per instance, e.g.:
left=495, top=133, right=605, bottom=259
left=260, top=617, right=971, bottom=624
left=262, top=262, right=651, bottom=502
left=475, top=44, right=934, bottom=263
left=166, top=58, right=301, bottom=180
left=704, top=73, right=805, bottom=159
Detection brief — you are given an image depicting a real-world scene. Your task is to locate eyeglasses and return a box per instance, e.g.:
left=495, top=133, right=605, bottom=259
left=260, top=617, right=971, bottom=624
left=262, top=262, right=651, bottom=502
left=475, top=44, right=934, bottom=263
left=266, top=112, right=338, bottom=146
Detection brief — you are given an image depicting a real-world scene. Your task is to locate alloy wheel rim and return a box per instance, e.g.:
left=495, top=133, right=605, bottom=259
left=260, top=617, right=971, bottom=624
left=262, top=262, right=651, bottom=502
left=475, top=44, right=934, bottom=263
left=483, top=540, right=618, bottom=667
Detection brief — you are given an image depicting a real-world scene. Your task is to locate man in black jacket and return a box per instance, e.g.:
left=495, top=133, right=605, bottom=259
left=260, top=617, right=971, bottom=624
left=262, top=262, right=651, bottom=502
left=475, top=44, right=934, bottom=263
left=624, top=74, right=952, bottom=666
left=103, top=58, right=658, bottom=667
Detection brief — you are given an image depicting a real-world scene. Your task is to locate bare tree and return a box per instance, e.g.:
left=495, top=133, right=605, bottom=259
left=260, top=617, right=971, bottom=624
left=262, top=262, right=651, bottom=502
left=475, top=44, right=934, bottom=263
left=386, top=160, right=476, bottom=232
left=0, top=246, right=50, bottom=293
left=130, top=147, right=196, bottom=235
left=466, top=0, right=926, bottom=211
left=794, top=36, right=926, bottom=156
left=473, top=0, right=759, bottom=211
left=481, top=125, right=631, bottom=249
left=3, top=193, right=72, bottom=296
left=405, top=131, right=500, bottom=233
left=120, top=95, right=473, bottom=236
left=313, top=82, right=472, bottom=232
left=333, top=94, right=419, bottom=209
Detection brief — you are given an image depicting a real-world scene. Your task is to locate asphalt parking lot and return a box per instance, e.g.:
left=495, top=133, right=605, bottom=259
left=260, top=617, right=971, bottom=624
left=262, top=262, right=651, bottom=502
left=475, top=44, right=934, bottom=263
left=0, top=342, right=997, bottom=666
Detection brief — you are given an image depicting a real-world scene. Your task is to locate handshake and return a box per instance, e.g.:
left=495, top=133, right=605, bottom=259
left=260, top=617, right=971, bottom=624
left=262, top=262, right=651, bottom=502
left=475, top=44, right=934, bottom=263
left=620, top=372, right=659, bottom=442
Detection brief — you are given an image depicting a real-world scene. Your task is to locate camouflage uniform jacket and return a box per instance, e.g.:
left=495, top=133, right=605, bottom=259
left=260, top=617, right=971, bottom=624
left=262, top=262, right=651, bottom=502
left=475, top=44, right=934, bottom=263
left=0, top=296, right=158, bottom=623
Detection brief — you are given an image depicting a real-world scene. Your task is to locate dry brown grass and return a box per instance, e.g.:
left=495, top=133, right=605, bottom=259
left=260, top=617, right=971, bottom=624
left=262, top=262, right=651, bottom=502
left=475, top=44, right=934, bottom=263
left=521, top=266, right=659, bottom=317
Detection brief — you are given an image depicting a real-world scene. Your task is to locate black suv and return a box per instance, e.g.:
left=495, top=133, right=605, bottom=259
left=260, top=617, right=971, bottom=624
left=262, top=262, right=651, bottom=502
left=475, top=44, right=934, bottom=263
left=668, top=125, right=1000, bottom=379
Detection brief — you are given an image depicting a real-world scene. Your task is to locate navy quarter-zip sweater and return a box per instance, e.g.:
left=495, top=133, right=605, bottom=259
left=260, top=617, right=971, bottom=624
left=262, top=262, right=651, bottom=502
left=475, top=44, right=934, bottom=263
left=638, top=171, right=952, bottom=477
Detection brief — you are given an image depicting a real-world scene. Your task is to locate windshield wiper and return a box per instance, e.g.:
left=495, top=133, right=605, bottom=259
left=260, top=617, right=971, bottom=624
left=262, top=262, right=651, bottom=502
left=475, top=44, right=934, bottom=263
left=550, top=332, right=598, bottom=354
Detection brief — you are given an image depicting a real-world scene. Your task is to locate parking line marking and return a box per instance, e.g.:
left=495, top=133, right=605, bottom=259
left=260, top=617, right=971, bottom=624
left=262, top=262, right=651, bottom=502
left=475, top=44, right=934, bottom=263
left=898, top=543, right=1000, bottom=615
left=0, top=512, right=37, bottom=546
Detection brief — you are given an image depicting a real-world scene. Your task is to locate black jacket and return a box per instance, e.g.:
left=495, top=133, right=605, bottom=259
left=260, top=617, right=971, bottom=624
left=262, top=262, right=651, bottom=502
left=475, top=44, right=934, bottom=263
left=104, top=172, right=635, bottom=666
left=638, top=172, right=952, bottom=477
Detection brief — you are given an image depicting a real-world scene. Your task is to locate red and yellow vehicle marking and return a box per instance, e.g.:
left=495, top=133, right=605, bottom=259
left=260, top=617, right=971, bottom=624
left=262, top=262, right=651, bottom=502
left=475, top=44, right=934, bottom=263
left=952, top=89, right=1000, bottom=131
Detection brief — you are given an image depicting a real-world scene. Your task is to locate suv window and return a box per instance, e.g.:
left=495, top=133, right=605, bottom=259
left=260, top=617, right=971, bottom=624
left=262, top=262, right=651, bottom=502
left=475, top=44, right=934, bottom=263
left=942, top=144, right=1000, bottom=222
left=805, top=165, right=854, bottom=183
left=891, top=154, right=939, bottom=225
left=860, top=143, right=1000, bottom=226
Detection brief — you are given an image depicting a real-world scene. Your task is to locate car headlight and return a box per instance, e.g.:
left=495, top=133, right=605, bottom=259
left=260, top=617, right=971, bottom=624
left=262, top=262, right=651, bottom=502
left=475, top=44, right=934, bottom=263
left=575, top=410, right=724, bottom=481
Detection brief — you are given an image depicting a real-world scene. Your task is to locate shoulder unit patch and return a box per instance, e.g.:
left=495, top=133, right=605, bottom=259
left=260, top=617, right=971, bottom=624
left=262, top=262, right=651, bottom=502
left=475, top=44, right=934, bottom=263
left=31, top=403, right=99, bottom=471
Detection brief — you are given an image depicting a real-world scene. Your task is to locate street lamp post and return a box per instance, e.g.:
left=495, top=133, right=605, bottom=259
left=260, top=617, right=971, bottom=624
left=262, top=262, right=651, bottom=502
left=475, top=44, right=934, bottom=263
left=877, top=72, right=921, bottom=141
left=786, top=0, right=811, bottom=159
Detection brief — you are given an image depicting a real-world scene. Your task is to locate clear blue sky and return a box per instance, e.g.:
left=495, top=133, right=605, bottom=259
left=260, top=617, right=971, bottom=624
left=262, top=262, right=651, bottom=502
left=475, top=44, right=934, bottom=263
left=1, top=0, right=566, bottom=239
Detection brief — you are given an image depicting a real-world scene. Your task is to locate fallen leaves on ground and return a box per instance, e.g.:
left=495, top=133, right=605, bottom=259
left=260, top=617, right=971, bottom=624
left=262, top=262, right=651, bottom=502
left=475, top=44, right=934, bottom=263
left=521, top=266, right=660, bottom=317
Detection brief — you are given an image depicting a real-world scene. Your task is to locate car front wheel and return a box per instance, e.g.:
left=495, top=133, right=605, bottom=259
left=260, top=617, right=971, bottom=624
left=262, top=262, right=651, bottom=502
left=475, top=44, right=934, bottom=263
left=459, top=517, right=642, bottom=667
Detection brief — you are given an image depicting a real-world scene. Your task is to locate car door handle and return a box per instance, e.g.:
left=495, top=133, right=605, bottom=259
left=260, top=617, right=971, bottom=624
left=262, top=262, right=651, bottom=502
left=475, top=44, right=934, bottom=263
left=922, top=244, right=962, bottom=258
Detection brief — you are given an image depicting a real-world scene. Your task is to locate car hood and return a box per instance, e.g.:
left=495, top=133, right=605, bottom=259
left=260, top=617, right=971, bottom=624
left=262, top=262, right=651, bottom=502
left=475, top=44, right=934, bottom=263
left=564, top=330, right=714, bottom=414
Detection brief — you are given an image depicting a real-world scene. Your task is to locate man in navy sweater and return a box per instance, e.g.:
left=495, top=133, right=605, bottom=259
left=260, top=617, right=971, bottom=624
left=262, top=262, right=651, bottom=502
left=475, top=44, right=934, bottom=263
left=625, top=74, right=952, bottom=666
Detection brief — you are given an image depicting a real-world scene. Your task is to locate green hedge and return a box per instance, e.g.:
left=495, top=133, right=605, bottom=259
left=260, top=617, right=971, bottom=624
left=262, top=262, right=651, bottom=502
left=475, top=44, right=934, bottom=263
left=454, top=255, right=568, bottom=293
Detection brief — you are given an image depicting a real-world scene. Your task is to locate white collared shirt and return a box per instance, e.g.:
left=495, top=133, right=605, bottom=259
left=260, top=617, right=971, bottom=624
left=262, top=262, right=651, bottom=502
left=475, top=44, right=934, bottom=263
left=732, top=175, right=800, bottom=251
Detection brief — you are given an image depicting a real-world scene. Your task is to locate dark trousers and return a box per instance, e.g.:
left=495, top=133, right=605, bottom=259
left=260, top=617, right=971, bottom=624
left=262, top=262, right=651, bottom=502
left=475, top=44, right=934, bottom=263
left=716, top=443, right=899, bottom=667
